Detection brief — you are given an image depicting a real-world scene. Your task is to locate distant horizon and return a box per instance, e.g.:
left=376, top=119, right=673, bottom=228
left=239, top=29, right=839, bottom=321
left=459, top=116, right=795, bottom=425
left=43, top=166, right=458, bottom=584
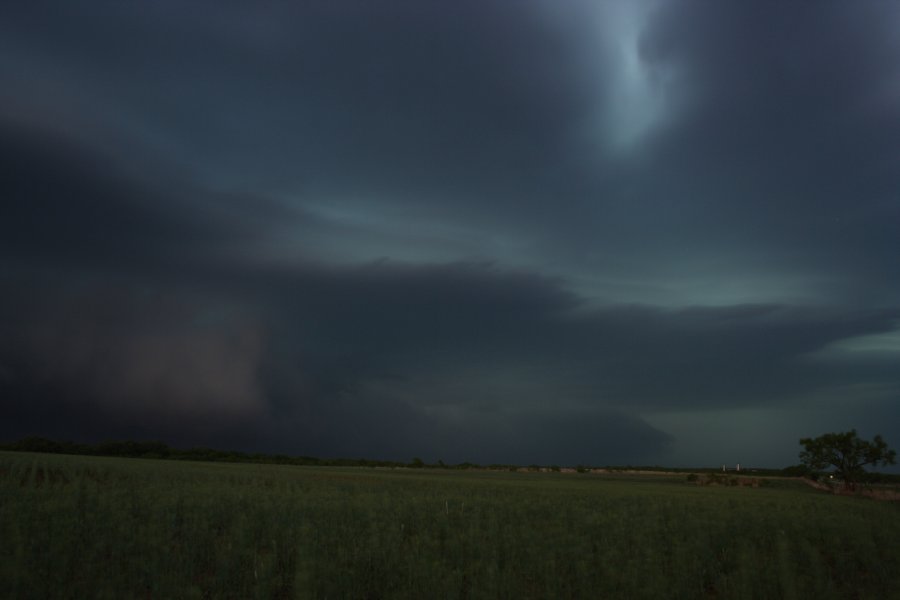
left=7, top=434, right=900, bottom=475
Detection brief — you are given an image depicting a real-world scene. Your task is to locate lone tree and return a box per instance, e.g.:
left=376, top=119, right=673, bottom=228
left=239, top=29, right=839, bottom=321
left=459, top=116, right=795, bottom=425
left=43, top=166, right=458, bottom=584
left=799, top=430, right=896, bottom=490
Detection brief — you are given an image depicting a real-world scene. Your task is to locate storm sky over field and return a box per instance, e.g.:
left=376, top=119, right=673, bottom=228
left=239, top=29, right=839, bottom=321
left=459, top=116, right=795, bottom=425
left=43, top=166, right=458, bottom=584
left=3, top=1, right=900, bottom=467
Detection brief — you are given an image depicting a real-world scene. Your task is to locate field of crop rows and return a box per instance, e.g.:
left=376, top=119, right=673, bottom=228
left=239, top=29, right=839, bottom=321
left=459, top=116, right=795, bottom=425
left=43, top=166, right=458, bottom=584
left=1, top=451, right=898, bottom=599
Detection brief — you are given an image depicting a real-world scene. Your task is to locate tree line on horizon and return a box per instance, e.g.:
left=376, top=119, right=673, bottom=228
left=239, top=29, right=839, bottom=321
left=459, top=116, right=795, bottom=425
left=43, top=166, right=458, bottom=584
left=0, top=436, right=735, bottom=473
left=3, top=434, right=898, bottom=483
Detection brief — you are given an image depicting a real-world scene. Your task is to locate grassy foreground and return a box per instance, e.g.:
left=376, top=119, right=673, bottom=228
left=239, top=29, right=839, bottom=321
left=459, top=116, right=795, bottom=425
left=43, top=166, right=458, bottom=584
left=1, top=451, right=898, bottom=599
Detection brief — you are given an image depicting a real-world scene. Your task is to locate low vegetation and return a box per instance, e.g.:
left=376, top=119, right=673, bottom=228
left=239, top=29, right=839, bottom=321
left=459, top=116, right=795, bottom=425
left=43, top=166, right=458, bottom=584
left=2, top=451, right=898, bottom=599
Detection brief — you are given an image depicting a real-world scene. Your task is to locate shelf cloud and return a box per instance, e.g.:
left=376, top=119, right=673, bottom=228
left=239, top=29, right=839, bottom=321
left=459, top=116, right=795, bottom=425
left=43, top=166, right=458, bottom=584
left=2, top=1, right=899, bottom=467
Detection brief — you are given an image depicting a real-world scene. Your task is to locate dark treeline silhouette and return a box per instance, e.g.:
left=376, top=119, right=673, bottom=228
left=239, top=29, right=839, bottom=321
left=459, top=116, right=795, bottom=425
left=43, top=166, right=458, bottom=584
left=0, top=437, right=716, bottom=471
left=4, top=436, right=899, bottom=481
left=0, top=436, right=414, bottom=468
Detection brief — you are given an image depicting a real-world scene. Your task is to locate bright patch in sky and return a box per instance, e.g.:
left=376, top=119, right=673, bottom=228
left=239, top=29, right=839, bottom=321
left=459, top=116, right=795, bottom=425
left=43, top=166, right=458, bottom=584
left=597, top=1, right=674, bottom=152
left=812, top=322, right=900, bottom=358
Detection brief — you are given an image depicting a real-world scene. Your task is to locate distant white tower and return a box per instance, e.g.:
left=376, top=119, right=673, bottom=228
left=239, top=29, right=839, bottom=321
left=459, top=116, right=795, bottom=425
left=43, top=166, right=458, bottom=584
left=736, top=463, right=741, bottom=472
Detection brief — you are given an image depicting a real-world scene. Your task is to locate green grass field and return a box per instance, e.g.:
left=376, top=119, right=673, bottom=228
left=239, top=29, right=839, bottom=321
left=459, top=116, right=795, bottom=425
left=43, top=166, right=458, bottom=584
left=2, top=451, right=898, bottom=599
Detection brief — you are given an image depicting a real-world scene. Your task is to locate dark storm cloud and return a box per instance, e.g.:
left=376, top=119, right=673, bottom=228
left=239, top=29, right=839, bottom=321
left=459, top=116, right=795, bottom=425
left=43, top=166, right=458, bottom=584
left=0, top=0, right=606, bottom=241
left=203, top=262, right=900, bottom=461
left=625, top=1, right=900, bottom=295
left=3, top=246, right=898, bottom=462
left=252, top=264, right=900, bottom=415
left=0, top=119, right=219, bottom=269
left=0, top=258, right=675, bottom=462
left=2, top=2, right=900, bottom=466
left=0, top=114, right=326, bottom=275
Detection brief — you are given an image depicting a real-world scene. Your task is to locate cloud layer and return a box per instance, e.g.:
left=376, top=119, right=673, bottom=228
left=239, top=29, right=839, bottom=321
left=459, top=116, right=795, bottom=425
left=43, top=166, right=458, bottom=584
left=2, top=1, right=899, bottom=466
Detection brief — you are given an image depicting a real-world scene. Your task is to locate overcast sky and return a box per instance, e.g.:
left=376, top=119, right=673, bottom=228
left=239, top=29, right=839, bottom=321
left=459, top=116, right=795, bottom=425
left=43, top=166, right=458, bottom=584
left=3, top=1, right=899, bottom=468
